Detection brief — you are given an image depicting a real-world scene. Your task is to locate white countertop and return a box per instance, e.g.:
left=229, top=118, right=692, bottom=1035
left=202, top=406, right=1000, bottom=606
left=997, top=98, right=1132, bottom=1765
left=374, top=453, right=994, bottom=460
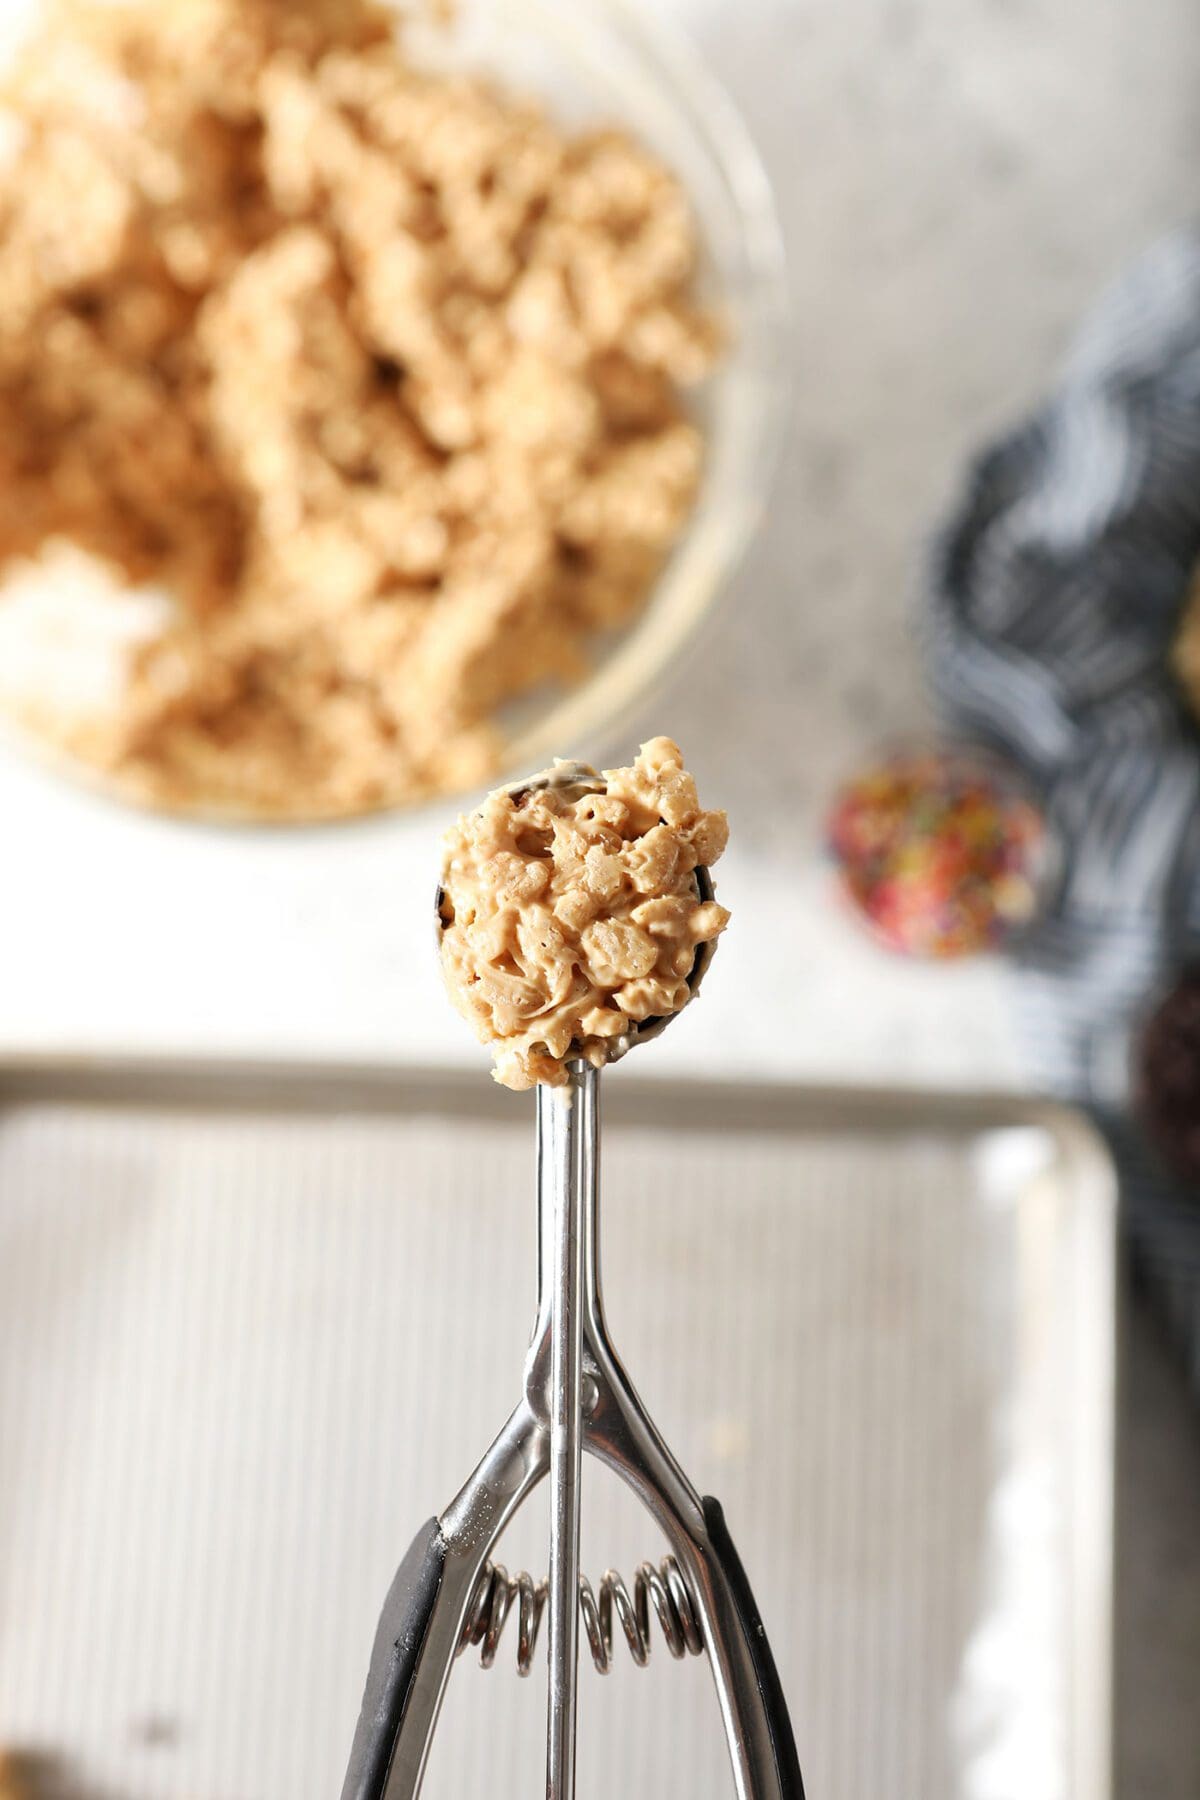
left=3, top=0, right=1199, bottom=1091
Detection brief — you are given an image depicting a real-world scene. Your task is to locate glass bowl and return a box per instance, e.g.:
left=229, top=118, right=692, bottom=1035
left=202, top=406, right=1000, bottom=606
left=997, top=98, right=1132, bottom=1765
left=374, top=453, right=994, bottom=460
left=0, top=0, right=789, bottom=821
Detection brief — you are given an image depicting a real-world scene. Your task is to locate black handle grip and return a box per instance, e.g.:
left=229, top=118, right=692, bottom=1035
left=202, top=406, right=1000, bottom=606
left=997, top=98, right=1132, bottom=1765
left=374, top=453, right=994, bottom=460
left=340, top=1518, right=446, bottom=1800
left=703, top=1495, right=806, bottom=1800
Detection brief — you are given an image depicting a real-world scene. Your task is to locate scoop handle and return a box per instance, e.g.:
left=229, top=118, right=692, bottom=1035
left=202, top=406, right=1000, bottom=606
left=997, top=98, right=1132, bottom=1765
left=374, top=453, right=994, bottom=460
left=702, top=1495, right=806, bottom=1799
left=340, top=1518, right=445, bottom=1800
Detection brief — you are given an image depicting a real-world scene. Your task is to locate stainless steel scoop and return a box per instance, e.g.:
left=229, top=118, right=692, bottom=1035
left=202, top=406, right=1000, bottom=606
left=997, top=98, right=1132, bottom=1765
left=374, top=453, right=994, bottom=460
left=340, top=764, right=803, bottom=1800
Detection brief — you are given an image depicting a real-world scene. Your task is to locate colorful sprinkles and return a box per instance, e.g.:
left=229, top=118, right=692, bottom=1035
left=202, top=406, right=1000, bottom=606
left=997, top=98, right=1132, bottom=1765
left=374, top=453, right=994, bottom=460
left=827, top=748, right=1047, bottom=958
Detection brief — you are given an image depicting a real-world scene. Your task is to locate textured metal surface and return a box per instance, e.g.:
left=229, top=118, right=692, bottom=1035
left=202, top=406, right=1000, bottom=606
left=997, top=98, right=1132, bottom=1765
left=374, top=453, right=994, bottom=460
left=0, top=1065, right=1114, bottom=1800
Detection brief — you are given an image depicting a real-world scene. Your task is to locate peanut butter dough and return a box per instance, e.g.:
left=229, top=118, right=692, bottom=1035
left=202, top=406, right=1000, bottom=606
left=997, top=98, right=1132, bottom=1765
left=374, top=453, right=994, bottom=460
left=439, top=737, right=729, bottom=1089
left=0, top=0, right=716, bottom=818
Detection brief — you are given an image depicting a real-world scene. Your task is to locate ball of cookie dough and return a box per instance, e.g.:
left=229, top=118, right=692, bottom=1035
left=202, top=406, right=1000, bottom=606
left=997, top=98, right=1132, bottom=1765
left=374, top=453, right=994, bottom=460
left=1174, top=567, right=1200, bottom=723
left=1136, top=967, right=1200, bottom=1188
left=439, top=736, right=729, bottom=1088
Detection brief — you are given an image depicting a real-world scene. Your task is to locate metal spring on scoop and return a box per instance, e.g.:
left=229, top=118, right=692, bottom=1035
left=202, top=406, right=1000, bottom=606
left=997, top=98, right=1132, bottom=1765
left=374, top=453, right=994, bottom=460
left=458, top=1556, right=704, bottom=1676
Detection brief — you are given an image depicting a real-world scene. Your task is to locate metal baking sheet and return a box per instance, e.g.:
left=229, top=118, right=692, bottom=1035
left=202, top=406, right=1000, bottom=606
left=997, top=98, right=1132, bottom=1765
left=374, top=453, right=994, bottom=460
left=0, top=1061, right=1115, bottom=1800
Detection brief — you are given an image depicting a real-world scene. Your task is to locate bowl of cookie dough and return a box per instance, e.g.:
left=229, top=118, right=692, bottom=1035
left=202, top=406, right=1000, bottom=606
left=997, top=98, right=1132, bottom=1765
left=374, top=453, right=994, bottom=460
left=0, top=0, right=788, bottom=822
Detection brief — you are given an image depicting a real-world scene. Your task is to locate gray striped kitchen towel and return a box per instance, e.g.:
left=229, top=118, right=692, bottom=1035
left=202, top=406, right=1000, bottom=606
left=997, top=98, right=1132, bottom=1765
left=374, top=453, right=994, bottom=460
left=927, top=228, right=1200, bottom=1389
